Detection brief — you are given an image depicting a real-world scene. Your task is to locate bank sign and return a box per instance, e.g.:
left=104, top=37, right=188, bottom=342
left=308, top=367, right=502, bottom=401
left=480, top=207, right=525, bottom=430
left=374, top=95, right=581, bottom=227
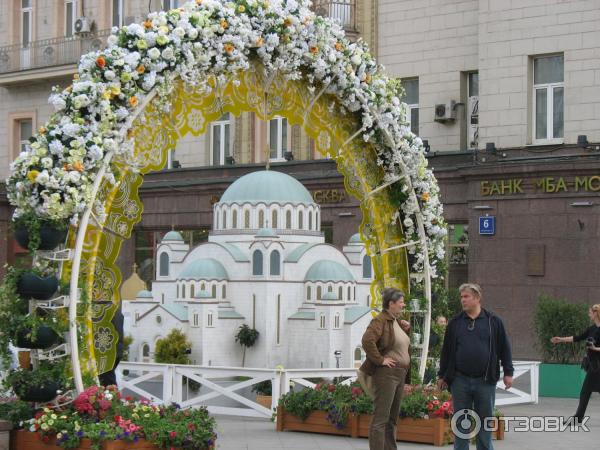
left=480, top=176, right=600, bottom=196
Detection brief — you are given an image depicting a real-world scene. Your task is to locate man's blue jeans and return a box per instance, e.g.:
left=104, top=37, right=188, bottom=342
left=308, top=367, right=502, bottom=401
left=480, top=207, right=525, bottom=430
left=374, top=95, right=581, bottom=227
left=450, top=373, right=496, bottom=450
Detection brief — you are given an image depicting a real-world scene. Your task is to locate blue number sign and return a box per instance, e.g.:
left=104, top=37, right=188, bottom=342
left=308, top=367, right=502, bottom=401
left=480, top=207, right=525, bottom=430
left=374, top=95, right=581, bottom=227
left=479, top=216, right=495, bottom=235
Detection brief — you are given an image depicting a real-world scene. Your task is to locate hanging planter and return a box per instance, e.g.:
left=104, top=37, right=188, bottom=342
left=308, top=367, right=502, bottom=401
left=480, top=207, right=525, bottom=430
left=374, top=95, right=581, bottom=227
left=16, top=273, right=59, bottom=300
left=14, top=225, right=67, bottom=252
left=16, top=381, right=61, bottom=403
left=15, top=326, right=61, bottom=349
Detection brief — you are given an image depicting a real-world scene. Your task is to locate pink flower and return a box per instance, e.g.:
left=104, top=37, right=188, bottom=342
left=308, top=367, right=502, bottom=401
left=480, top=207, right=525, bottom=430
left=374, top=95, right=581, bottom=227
left=169, top=431, right=177, bottom=439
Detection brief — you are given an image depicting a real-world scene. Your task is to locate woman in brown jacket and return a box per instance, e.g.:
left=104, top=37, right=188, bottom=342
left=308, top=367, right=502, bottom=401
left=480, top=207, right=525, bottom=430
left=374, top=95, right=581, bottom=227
left=359, top=287, right=411, bottom=450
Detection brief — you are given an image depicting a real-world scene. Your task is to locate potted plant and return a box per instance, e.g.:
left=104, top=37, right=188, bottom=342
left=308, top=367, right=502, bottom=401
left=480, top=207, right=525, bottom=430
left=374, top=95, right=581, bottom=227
left=533, top=294, right=589, bottom=397
left=4, top=366, right=65, bottom=403
left=11, top=212, right=68, bottom=253
left=16, top=271, right=59, bottom=301
left=0, top=397, right=34, bottom=428
left=252, top=380, right=273, bottom=409
left=11, top=385, right=217, bottom=449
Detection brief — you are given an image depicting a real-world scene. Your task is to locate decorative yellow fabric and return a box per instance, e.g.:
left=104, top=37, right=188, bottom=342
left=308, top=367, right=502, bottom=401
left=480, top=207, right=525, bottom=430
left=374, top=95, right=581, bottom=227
left=65, top=64, right=409, bottom=377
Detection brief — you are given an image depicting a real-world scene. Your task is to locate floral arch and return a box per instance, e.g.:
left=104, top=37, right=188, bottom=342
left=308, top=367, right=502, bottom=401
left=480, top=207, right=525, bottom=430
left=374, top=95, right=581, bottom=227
left=7, top=0, right=446, bottom=391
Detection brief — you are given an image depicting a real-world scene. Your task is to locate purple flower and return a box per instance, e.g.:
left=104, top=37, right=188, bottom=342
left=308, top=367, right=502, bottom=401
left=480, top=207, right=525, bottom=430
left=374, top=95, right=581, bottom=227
left=76, top=431, right=84, bottom=437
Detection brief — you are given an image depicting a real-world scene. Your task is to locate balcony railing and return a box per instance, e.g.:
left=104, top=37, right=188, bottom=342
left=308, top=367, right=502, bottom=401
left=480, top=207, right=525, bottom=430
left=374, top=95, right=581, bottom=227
left=0, top=29, right=111, bottom=75
left=312, top=0, right=357, bottom=32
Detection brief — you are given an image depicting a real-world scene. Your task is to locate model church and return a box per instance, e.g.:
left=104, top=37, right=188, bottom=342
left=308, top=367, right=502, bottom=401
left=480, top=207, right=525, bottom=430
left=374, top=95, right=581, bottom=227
left=122, top=170, right=374, bottom=369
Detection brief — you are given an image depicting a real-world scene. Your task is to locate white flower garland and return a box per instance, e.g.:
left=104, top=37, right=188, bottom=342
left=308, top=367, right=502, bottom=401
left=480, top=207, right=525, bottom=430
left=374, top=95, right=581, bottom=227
left=6, top=0, right=446, bottom=277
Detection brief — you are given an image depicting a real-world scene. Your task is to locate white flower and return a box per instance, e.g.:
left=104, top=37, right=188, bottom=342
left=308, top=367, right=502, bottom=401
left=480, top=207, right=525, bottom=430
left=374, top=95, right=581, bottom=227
left=148, top=47, right=161, bottom=60
left=173, top=27, right=186, bottom=39
left=104, top=70, right=116, bottom=80
left=161, top=47, right=175, bottom=60
left=50, top=94, right=66, bottom=111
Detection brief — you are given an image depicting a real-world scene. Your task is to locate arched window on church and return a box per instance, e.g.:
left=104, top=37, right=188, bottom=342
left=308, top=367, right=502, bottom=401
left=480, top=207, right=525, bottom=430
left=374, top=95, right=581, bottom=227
left=272, top=209, right=278, bottom=228
left=222, top=284, right=226, bottom=298
left=317, top=286, right=322, bottom=300
left=142, top=343, right=150, bottom=358
left=182, top=284, right=186, bottom=298
left=190, top=284, right=195, bottom=298
left=252, top=250, right=263, bottom=276
left=354, top=347, right=363, bottom=367
left=259, top=210, right=264, bottom=228
left=285, top=210, right=291, bottom=229
left=348, top=285, right=351, bottom=301
left=244, top=210, right=250, bottom=228
left=298, top=211, right=303, bottom=229
left=222, top=209, right=227, bottom=229
left=308, top=211, right=313, bottom=230
left=159, top=252, right=169, bottom=276
left=211, top=284, right=217, bottom=298
left=363, top=254, right=372, bottom=278
left=270, top=250, right=281, bottom=276
left=334, top=312, right=340, bottom=329
left=307, top=286, right=312, bottom=300
left=232, top=210, right=238, bottom=228
left=338, top=286, right=343, bottom=300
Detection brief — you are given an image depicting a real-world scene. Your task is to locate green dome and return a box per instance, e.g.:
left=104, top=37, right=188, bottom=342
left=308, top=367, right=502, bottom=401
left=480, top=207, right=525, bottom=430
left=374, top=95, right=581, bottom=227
left=163, top=231, right=184, bottom=241
left=179, top=258, right=229, bottom=280
left=349, top=233, right=363, bottom=244
left=136, top=290, right=153, bottom=298
left=220, top=171, right=314, bottom=204
left=256, top=227, right=278, bottom=238
left=305, top=260, right=355, bottom=282
left=321, top=291, right=339, bottom=301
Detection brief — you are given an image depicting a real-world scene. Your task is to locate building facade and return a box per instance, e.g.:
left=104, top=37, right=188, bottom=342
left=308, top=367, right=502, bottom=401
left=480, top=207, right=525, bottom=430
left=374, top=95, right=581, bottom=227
left=378, top=0, right=600, bottom=358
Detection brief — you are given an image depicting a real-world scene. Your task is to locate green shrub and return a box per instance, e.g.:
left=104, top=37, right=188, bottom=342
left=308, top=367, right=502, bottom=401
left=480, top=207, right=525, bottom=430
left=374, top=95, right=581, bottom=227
left=154, top=329, right=191, bottom=364
left=532, top=294, right=589, bottom=364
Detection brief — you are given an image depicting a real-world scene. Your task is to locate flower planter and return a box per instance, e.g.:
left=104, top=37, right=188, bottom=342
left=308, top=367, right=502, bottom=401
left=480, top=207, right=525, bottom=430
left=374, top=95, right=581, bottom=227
left=256, top=395, right=272, bottom=409
left=352, top=414, right=452, bottom=446
left=10, top=430, right=216, bottom=450
left=276, top=406, right=351, bottom=436
left=14, top=225, right=67, bottom=251
left=16, top=273, right=59, bottom=300
left=18, top=351, right=31, bottom=369
left=15, top=381, right=61, bottom=403
left=15, top=326, right=61, bottom=349
left=539, top=363, right=586, bottom=398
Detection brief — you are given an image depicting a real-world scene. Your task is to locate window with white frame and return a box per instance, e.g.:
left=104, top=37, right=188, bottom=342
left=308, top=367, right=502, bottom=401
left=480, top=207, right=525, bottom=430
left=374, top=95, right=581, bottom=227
left=65, top=1, right=76, bottom=37
left=269, top=116, right=288, bottom=161
left=112, top=0, right=124, bottom=27
left=533, top=55, right=564, bottom=143
left=401, top=78, right=419, bottom=135
left=192, top=313, right=199, bottom=327
left=307, top=286, right=312, bottom=300
left=467, top=72, right=479, bottom=149
left=17, top=119, right=32, bottom=155
left=272, top=210, right=278, bottom=228
left=207, top=310, right=214, bottom=327
left=270, top=250, right=281, bottom=276
left=334, top=313, right=340, bottom=329
left=362, top=255, right=372, bottom=278
left=211, top=113, right=231, bottom=166
left=252, top=250, right=263, bottom=276
left=319, top=313, right=326, bottom=329
left=222, top=284, right=226, bottom=298
left=159, top=252, right=169, bottom=276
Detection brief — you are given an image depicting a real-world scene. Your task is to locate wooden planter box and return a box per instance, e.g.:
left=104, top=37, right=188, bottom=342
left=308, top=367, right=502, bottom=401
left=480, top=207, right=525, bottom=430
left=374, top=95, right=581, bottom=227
left=256, top=395, right=272, bottom=409
left=276, top=406, right=351, bottom=436
left=276, top=408, right=505, bottom=446
left=10, top=430, right=216, bottom=450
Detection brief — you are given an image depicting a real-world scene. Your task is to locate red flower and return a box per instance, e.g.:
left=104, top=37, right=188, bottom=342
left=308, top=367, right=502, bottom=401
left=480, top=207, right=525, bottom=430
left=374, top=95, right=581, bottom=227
left=442, top=401, right=450, bottom=410
left=169, top=431, right=177, bottom=439
left=351, top=387, right=363, bottom=397
left=188, top=423, right=195, bottom=431
left=315, top=383, right=322, bottom=391
left=327, top=384, right=336, bottom=392
left=427, top=402, right=434, bottom=410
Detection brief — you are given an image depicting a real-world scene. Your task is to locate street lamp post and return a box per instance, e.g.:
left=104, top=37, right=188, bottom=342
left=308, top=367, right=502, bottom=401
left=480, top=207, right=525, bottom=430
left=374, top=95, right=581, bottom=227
left=334, top=350, right=342, bottom=368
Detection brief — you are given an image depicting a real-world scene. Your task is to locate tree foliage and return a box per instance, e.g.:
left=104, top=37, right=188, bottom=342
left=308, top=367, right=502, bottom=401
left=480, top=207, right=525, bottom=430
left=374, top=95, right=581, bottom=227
left=235, top=324, right=259, bottom=366
left=154, top=329, right=191, bottom=364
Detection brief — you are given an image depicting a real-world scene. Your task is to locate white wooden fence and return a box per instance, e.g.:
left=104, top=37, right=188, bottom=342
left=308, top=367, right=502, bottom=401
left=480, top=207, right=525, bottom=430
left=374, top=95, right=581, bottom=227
left=116, top=360, right=539, bottom=418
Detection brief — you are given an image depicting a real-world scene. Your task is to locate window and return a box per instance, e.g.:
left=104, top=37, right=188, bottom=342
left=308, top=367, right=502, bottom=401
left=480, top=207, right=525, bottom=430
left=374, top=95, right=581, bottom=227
left=338, top=286, right=343, bottom=300
left=307, top=286, right=312, bottom=300
left=298, top=211, right=303, bottom=229
left=207, top=310, right=214, bottom=327
left=270, top=250, right=281, bottom=276
left=17, top=119, right=32, bottom=156
left=401, top=78, right=419, bottom=135
left=366, top=295, right=370, bottom=307
left=334, top=313, right=340, bottom=329
left=232, top=210, right=238, bottom=228
left=159, top=252, right=169, bottom=276
left=142, top=343, right=150, bottom=357
left=190, top=284, right=195, bottom=298
left=258, top=210, right=264, bottom=228
left=222, top=210, right=227, bottom=229
left=269, top=116, right=288, bottom=161
left=162, top=0, right=181, bottom=9
left=272, top=210, right=278, bottom=228
left=182, top=284, right=186, bottom=298
left=285, top=210, right=291, bottom=229
left=319, top=313, right=326, bottom=329
left=317, top=286, right=322, bottom=300
left=533, top=55, right=564, bottom=143
left=156, top=315, right=162, bottom=324
left=362, top=255, right=372, bottom=278
left=222, top=284, right=226, bottom=298
left=354, top=347, right=362, bottom=367
left=65, top=1, right=76, bottom=37
left=467, top=72, right=479, bottom=149
left=347, top=285, right=351, bottom=300
left=176, top=284, right=179, bottom=297
left=314, top=0, right=355, bottom=30
left=112, top=0, right=124, bottom=27
left=211, top=284, right=217, bottom=298
left=211, top=113, right=231, bottom=166
left=244, top=210, right=250, bottom=228
left=193, top=313, right=199, bottom=327
left=308, top=211, right=313, bottom=230
left=21, top=0, right=32, bottom=46
left=252, top=250, right=263, bottom=275
left=447, top=223, right=469, bottom=289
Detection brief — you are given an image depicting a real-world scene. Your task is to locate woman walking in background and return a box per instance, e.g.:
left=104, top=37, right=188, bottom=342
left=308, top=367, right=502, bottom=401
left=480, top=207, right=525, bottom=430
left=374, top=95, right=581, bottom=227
left=551, top=304, right=600, bottom=422
left=359, top=287, right=411, bottom=450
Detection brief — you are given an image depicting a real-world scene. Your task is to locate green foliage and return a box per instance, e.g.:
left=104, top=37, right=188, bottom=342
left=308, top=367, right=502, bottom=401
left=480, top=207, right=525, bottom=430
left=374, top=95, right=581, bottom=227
left=0, top=398, right=34, bottom=428
left=10, top=212, right=66, bottom=253
left=533, top=294, right=589, bottom=363
left=121, top=335, right=134, bottom=361
left=4, top=360, right=69, bottom=400
left=235, top=324, right=259, bottom=366
left=251, top=380, right=272, bottom=396
left=154, top=329, right=191, bottom=364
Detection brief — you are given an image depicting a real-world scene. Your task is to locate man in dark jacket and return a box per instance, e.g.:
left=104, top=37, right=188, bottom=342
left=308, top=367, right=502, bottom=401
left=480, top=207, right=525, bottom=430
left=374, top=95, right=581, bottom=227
left=437, top=283, right=513, bottom=450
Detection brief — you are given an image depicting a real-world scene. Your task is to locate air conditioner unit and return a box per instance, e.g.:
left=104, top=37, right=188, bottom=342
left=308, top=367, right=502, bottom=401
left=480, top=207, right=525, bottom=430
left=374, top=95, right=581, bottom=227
left=434, top=100, right=457, bottom=123
left=74, top=17, right=92, bottom=34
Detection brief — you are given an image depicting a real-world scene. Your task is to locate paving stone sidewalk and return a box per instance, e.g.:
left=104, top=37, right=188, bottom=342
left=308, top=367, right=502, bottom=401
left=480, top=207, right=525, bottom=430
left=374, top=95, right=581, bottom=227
left=212, top=395, right=600, bottom=449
